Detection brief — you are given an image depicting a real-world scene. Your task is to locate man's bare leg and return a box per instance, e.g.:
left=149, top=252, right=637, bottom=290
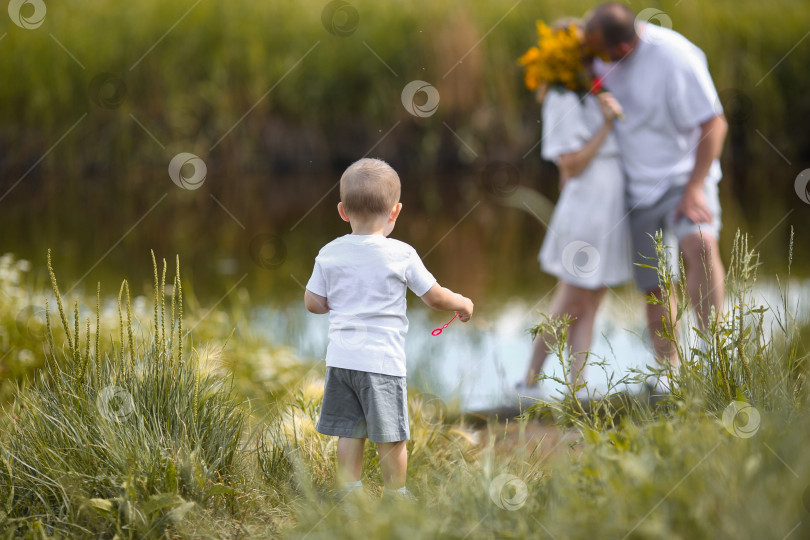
left=645, top=287, right=679, bottom=367
left=524, top=283, right=605, bottom=386
left=680, top=232, right=725, bottom=330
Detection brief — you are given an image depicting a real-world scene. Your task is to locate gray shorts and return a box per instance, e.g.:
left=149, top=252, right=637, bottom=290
left=316, top=367, right=410, bottom=443
left=629, top=181, right=722, bottom=292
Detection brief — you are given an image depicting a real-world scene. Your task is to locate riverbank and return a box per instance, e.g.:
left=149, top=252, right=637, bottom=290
left=1, top=234, right=808, bottom=537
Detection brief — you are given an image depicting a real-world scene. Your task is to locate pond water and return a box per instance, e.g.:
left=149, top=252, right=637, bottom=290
left=254, top=278, right=810, bottom=410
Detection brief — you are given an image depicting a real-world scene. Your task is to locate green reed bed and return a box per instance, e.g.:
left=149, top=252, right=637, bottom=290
left=2, top=0, right=807, bottom=181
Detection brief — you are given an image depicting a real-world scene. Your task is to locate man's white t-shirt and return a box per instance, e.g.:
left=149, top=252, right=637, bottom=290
left=593, top=24, right=723, bottom=207
left=306, top=234, right=437, bottom=377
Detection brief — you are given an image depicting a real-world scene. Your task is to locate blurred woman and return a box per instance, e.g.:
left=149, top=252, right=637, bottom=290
left=517, top=19, right=632, bottom=399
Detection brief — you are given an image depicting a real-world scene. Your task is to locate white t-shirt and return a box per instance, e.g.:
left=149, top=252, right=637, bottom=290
left=306, top=234, right=437, bottom=377
left=593, top=24, right=723, bottom=207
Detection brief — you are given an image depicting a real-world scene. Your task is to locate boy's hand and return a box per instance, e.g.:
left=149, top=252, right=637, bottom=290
left=420, top=284, right=473, bottom=321
left=457, top=296, right=474, bottom=322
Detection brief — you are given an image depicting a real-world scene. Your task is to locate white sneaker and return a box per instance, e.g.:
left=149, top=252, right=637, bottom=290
left=384, top=487, right=417, bottom=503
left=333, top=482, right=364, bottom=504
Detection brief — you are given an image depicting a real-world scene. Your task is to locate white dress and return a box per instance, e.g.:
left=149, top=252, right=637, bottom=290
left=538, top=89, right=633, bottom=289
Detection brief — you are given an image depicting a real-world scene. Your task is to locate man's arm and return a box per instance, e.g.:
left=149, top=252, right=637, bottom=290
left=304, top=290, right=329, bottom=314
left=675, top=114, right=728, bottom=223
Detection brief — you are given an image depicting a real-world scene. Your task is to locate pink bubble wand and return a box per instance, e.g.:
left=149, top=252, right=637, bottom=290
left=431, top=312, right=459, bottom=336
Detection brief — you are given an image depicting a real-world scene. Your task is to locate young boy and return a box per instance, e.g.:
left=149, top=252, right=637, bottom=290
left=304, top=157, right=474, bottom=501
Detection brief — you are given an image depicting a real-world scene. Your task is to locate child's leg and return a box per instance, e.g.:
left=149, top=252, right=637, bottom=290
left=376, top=441, right=407, bottom=489
left=336, top=437, right=366, bottom=482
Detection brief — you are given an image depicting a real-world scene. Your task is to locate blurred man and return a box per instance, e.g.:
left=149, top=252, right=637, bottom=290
left=584, top=3, right=728, bottom=391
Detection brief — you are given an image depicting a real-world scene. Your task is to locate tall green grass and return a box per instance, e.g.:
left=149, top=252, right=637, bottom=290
left=0, top=249, right=316, bottom=411
left=652, top=229, right=807, bottom=414
left=529, top=230, right=808, bottom=430
left=0, top=252, right=246, bottom=537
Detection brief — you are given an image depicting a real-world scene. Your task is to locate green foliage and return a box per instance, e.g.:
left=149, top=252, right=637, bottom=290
left=0, top=252, right=246, bottom=537
left=2, top=0, right=808, bottom=179
left=660, top=230, right=808, bottom=414
left=529, top=229, right=808, bottom=429
left=0, top=255, right=43, bottom=401
left=259, top=403, right=810, bottom=539
left=1, top=231, right=809, bottom=538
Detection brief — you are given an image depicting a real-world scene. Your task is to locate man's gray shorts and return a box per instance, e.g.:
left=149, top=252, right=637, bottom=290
left=630, top=181, right=722, bottom=293
left=316, top=366, right=410, bottom=443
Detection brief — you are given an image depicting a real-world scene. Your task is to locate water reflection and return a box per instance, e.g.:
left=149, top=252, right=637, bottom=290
left=7, top=172, right=793, bottom=308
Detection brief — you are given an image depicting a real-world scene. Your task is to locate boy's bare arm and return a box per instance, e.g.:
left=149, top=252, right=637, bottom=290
left=420, top=283, right=474, bottom=321
left=304, top=290, right=329, bottom=314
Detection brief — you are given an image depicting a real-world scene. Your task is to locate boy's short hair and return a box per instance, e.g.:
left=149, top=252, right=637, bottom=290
left=339, top=158, right=401, bottom=217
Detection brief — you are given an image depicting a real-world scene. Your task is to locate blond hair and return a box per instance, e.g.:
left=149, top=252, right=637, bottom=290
left=339, top=158, right=401, bottom=216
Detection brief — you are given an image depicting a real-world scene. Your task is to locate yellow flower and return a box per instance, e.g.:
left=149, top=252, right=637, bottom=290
left=518, top=20, right=591, bottom=92
left=518, top=46, right=541, bottom=66
left=536, top=21, right=553, bottom=41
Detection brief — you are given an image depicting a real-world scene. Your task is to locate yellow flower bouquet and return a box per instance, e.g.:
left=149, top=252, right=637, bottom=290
left=518, top=21, right=592, bottom=94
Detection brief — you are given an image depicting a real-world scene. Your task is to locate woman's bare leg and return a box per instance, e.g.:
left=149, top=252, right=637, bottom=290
left=566, top=287, right=607, bottom=387
left=524, top=282, right=605, bottom=386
